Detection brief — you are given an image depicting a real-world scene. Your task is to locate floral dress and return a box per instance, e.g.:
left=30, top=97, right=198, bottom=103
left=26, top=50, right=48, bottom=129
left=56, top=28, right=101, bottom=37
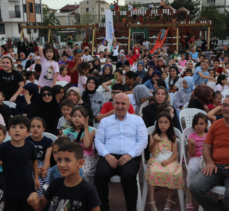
left=145, top=137, right=184, bottom=189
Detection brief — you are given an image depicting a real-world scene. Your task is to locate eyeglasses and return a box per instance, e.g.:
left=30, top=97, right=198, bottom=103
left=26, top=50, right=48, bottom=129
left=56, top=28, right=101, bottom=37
left=111, top=91, right=121, bottom=94
left=42, top=92, right=52, bottom=97
left=222, top=103, right=229, bottom=108
left=202, top=61, right=209, bottom=64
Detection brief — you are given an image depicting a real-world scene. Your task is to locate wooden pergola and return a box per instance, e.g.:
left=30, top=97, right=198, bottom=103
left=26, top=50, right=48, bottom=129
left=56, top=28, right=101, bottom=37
left=128, top=22, right=212, bottom=53
left=20, top=24, right=97, bottom=54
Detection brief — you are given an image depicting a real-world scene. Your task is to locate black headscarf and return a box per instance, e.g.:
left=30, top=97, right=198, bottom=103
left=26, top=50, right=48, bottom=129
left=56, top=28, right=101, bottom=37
left=88, top=61, right=94, bottom=73
left=81, top=76, right=99, bottom=126
left=27, top=86, right=61, bottom=135
left=23, top=83, right=39, bottom=103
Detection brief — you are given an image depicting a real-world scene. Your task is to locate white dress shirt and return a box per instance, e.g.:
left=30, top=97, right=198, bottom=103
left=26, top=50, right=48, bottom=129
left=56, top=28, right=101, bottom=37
left=95, top=112, right=148, bottom=158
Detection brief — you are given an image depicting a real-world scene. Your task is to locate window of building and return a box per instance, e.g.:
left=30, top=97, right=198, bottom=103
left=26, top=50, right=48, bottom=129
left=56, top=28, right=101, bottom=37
left=23, top=4, right=27, bottom=13
left=65, top=16, right=69, bottom=25
left=101, top=7, right=104, bottom=12
left=35, top=4, right=41, bottom=14
left=28, top=3, right=33, bottom=13
left=87, top=1, right=89, bottom=4
left=86, top=8, right=89, bottom=12
left=92, top=8, right=95, bottom=12
left=18, top=23, right=21, bottom=33
left=0, top=24, right=5, bottom=34
left=15, top=5, right=20, bottom=18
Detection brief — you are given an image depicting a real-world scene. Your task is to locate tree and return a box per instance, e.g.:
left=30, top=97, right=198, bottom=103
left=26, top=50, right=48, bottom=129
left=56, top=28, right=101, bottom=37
left=80, top=12, right=97, bottom=24
left=38, top=6, right=60, bottom=36
left=170, top=0, right=201, bottom=20
left=200, top=4, right=226, bottom=39
left=119, top=2, right=141, bottom=11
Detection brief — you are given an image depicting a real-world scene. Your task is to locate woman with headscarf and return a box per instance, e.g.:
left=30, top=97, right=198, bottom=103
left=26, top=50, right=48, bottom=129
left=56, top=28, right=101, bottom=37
left=155, top=58, right=165, bottom=72
left=93, top=58, right=101, bottom=72
left=143, top=86, right=180, bottom=160
left=27, top=86, right=62, bottom=135
left=82, top=76, right=105, bottom=128
left=135, top=61, right=145, bottom=80
left=25, top=53, right=35, bottom=69
left=188, top=84, right=213, bottom=112
left=15, top=83, right=39, bottom=115
left=142, top=66, right=154, bottom=84
left=116, top=54, right=130, bottom=69
left=98, top=64, right=114, bottom=85
left=144, top=70, right=169, bottom=92
left=67, top=87, right=83, bottom=107
left=128, top=85, right=151, bottom=115
left=165, top=66, right=183, bottom=93
left=174, top=76, right=195, bottom=112
left=123, top=71, right=140, bottom=94
left=181, top=60, right=195, bottom=78
left=52, top=85, right=65, bottom=105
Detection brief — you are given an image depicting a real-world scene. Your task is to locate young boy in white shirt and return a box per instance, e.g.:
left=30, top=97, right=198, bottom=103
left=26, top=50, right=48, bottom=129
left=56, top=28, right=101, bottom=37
left=83, top=49, right=94, bottom=62
left=57, top=99, right=74, bottom=136
left=27, top=142, right=101, bottom=211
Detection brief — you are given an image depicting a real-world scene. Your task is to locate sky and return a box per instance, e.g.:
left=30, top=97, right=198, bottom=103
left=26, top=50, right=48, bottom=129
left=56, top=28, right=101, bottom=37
left=42, top=0, right=125, bottom=10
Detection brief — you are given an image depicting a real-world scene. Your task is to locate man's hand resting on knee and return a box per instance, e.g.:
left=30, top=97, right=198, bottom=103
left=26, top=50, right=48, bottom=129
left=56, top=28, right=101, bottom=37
left=105, top=154, right=118, bottom=168
left=118, top=154, right=132, bottom=166
left=201, top=162, right=217, bottom=176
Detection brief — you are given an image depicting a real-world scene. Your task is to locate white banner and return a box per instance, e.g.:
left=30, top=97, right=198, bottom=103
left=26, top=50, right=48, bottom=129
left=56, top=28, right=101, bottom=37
left=105, top=9, right=114, bottom=47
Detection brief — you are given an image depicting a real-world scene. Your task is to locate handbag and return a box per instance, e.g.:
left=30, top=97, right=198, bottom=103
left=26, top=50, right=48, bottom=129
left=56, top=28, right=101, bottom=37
left=155, top=149, right=173, bottom=164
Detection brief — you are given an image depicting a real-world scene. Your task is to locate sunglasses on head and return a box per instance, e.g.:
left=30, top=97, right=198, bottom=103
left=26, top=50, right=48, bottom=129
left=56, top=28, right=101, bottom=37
left=42, top=92, right=52, bottom=97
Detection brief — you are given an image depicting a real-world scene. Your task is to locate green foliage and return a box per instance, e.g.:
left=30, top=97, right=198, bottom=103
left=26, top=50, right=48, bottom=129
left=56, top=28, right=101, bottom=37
left=119, top=2, right=141, bottom=11
left=200, top=4, right=226, bottom=39
left=170, top=0, right=201, bottom=20
left=80, top=12, right=97, bottom=24
left=38, top=6, right=60, bottom=36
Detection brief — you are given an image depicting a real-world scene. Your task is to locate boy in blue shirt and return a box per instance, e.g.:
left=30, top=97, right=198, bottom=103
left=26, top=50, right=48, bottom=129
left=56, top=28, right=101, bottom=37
left=28, top=142, right=100, bottom=211
left=193, top=58, right=216, bottom=85
left=0, top=116, right=40, bottom=211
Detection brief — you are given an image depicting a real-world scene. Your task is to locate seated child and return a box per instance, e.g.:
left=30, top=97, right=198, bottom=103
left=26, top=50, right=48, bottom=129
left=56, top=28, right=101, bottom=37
left=208, top=69, right=216, bottom=82
left=57, top=67, right=71, bottom=83
left=186, top=113, right=208, bottom=211
left=16, top=58, right=21, bottom=66
left=57, top=99, right=74, bottom=135
left=28, top=142, right=100, bottom=211
left=178, top=53, right=187, bottom=72
left=181, top=68, right=193, bottom=78
left=214, top=74, right=228, bottom=96
left=145, top=111, right=184, bottom=211
left=63, top=107, right=96, bottom=184
left=162, top=71, right=168, bottom=80
left=26, top=71, right=38, bottom=85
left=17, top=64, right=23, bottom=72
left=26, top=117, right=53, bottom=198
left=208, top=91, right=222, bottom=115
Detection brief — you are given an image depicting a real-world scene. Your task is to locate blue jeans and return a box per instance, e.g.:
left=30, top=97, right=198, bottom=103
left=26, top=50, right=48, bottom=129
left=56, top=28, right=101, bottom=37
left=190, top=163, right=229, bottom=211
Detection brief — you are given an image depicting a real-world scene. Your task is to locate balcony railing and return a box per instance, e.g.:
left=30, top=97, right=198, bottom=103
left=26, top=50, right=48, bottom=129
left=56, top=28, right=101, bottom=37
left=9, top=11, right=21, bottom=18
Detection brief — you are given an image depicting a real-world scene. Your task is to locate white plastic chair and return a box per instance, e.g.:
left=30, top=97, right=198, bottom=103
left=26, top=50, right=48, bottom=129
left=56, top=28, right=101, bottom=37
left=142, top=126, right=185, bottom=211
left=179, top=108, right=210, bottom=132
left=138, top=100, right=149, bottom=115
left=224, top=89, right=229, bottom=98
left=173, top=92, right=177, bottom=107
left=56, top=81, right=69, bottom=87
left=3, top=101, right=16, bottom=109
left=207, top=82, right=216, bottom=90
left=42, top=132, right=57, bottom=141
left=184, top=103, right=189, bottom=109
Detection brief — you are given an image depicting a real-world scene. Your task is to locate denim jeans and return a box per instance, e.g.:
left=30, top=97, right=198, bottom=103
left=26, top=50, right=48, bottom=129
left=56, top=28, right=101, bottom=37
left=190, top=163, right=229, bottom=211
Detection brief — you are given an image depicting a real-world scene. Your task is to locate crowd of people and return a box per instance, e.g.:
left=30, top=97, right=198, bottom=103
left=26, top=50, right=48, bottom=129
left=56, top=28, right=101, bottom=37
left=0, top=32, right=229, bottom=211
